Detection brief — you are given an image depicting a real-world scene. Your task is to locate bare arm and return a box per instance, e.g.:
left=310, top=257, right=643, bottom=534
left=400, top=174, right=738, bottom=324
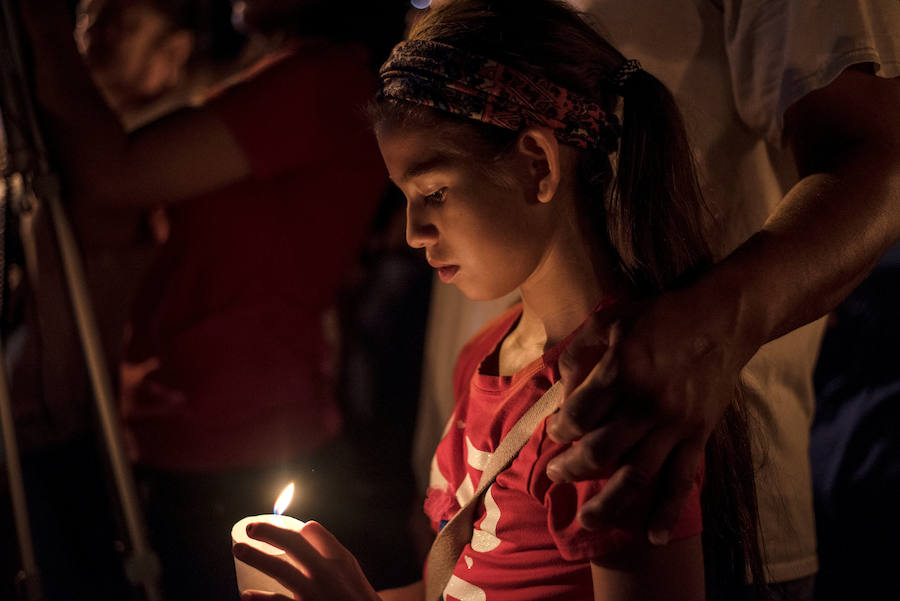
left=592, top=535, right=704, bottom=601
left=20, top=0, right=249, bottom=209
left=546, top=67, right=900, bottom=540
left=732, top=67, right=900, bottom=342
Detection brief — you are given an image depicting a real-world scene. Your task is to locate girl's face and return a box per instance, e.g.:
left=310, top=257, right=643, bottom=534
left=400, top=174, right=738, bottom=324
left=377, top=126, right=558, bottom=301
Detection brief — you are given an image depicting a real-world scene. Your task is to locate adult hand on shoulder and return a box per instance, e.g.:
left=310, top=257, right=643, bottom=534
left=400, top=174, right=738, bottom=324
left=234, top=521, right=382, bottom=601
left=546, top=284, right=755, bottom=544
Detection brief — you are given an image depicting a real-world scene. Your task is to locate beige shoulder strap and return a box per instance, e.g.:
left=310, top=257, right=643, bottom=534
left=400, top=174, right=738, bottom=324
left=424, top=380, right=565, bottom=601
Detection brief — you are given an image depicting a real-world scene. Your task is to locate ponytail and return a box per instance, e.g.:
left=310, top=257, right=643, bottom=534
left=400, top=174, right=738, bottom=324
left=703, top=396, right=771, bottom=601
left=611, top=69, right=770, bottom=600
left=608, top=69, right=711, bottom=293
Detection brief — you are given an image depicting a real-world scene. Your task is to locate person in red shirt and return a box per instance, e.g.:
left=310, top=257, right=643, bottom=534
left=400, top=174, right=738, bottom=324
left=232, top=2, right=764, bottom=600
left=18, top=0, right=412, bottom=598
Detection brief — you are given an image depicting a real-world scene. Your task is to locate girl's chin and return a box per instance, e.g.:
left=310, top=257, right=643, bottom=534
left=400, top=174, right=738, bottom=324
left=456, top=282, right=518, bottom=303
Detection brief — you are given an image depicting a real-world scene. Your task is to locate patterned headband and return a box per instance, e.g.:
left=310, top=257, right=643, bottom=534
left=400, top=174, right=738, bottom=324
left=378, top=40, right=621, bottom=151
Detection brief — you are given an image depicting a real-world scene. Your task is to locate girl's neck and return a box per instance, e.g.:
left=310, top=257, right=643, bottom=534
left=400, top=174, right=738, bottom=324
left=498, top=228, right=630, bottom=376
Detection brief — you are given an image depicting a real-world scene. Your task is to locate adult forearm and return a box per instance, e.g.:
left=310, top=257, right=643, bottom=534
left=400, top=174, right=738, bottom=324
left=698, top=147, right=900, bottom=361
left=544, top=70, right=900, bottom=548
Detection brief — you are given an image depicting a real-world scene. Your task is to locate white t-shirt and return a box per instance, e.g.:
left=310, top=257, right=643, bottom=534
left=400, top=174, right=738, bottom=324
left=414, top=0, right=900, bottom=584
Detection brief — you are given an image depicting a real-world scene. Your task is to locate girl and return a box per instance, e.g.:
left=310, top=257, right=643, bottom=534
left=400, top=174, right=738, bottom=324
left=233, top=1, right=764, bottom=600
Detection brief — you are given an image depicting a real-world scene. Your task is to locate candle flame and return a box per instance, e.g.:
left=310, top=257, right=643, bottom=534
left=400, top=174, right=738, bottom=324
left=274, top=482, right=294, bottom=516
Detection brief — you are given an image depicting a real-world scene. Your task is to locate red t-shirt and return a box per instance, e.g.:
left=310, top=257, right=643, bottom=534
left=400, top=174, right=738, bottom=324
left=123, top=43, right=387, bottom=471
left=425, top=304, right=703, bottom=601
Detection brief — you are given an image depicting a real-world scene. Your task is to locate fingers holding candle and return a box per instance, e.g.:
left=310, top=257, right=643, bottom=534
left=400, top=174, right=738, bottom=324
left=281, top=520, right=350, bottom=561
left=246, top=521, right=333, bottom=567
left=231, top=514, right=304, bottom=596
left=233, top=538, right=315, bottom=598
left=235, top=521, right=382, bottom=601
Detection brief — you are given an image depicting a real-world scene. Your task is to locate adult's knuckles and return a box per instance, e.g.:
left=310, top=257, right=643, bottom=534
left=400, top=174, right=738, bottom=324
left=557, top=392, right=598, bottom=431
left=579, top=429, right=619, bottom=472
left=547, top=410, right=587, bottom=442
left=553, top=439, right=606, bottom=478
left=581, top=497, right=616, bottom=527
left=617, top=464, right=655, bottom=491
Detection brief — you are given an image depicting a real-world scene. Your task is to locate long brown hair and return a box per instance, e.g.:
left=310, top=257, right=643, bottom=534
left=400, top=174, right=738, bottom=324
left=373, top=1, right=766, bottom=598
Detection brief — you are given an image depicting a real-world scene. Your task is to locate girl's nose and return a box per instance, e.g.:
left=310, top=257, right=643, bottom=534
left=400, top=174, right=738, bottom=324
left=406, top=203, right=439, bottom=248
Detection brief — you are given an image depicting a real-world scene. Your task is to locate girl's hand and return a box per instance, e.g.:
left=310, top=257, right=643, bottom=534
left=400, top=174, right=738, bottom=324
left=233, top=521, right=382, bottom=601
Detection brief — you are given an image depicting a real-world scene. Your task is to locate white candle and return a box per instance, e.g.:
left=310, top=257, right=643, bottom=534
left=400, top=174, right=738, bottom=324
left=232, top=483, right=304, bottom=595
left=231, top=513, right=305, bottom=595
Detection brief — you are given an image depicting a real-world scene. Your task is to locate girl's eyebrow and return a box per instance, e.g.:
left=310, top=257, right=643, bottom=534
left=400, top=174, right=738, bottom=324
left=401, top=151, right=461, bottom=182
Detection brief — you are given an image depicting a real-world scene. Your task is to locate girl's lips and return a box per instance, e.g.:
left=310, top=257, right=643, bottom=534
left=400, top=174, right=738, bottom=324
left=437, top=265, right=459, bottom=283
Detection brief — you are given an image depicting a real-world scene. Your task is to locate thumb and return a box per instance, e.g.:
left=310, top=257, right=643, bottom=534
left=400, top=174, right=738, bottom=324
left=548, top=322, right=624, bottom=443
left=559, top=311, right=616, bottom=398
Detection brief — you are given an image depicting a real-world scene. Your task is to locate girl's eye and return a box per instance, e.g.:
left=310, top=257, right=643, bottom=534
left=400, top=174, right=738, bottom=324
left=423, top=188, right=447, bottom=206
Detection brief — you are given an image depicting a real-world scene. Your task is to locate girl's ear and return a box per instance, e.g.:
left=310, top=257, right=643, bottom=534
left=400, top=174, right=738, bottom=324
left=516, top=127, right=562, bottom=204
